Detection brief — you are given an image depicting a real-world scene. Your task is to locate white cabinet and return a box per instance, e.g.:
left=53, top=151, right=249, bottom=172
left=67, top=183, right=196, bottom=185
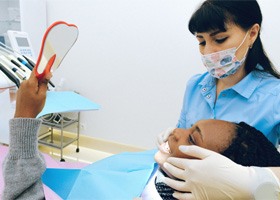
left=0, top=0, right=47, bottom=145
left=0, top=0, right=20, bottom=45
left=0, top=0, right=46, bottom=58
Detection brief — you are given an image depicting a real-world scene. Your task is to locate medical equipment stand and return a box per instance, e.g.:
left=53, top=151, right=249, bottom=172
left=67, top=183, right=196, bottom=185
left=38, top=112, right=80, bottom=162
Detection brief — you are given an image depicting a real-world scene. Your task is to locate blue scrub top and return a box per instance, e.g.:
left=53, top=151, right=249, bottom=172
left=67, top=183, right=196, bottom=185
left=177, top=69, right=280, bottom=146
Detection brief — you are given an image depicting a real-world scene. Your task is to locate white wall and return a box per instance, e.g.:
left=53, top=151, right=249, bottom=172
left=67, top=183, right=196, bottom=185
left=20, top=0, right=47, bottom=58
left=43, top=0, right=280, bottom=149
left=258, top=0, right=280, bottom=68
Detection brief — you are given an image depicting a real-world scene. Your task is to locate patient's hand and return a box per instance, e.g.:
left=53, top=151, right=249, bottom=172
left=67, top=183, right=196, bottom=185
left=14, top=71, right=51, bottom=118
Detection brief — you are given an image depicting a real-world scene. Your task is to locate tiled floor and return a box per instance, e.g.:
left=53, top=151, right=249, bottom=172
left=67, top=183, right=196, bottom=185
left=39, top=144, right=113, bottom=164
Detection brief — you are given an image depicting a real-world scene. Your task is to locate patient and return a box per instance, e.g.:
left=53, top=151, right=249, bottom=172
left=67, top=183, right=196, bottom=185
left=146, top=119, right=280, bottom=200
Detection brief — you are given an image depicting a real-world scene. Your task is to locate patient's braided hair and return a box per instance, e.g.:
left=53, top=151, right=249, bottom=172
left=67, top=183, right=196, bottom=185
left=156, top=122, right=280, bottom=200
left=221, top=122, right=280, bottom=167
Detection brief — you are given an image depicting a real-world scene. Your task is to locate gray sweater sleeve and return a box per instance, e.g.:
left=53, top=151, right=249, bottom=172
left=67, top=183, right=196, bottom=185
left=2, top=118, right=46, bottom=200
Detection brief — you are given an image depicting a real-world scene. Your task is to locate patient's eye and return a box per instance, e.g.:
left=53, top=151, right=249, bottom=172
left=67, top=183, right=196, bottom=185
left=188, top=134, right=196, bottom=145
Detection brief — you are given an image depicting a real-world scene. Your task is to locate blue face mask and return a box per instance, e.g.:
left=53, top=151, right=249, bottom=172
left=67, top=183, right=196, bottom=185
left=201, top=32, right=249, bottom=79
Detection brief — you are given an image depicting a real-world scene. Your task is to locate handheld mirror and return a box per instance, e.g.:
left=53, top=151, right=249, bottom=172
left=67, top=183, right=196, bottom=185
left=35, top=21, right=78, bottom=79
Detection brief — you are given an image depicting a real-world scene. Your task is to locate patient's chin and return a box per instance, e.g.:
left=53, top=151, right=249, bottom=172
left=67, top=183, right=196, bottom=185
left=154, top=150, right=169, bottom=165
left=154, top=151, right=177, bottom=179
left=154, top=150, right=196, bottom=179
left=154, top=151, right=174, bottom=178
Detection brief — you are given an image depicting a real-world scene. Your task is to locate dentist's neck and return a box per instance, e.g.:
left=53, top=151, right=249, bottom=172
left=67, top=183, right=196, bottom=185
left=216, top=65, right=247, bottom=97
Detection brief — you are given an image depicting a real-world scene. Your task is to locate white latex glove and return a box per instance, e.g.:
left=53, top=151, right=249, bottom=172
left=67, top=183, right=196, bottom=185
left=156, top=127, right=175, bottom=151
left=163, top=145, right=280, bottom=200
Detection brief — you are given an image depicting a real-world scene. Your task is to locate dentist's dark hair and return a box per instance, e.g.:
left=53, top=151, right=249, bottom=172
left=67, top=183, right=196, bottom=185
left=188, top=0, right=280, bottom=78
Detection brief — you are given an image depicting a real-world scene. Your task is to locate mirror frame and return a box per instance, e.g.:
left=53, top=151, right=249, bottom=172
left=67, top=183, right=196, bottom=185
left=35, top=21, right=78, bottom=79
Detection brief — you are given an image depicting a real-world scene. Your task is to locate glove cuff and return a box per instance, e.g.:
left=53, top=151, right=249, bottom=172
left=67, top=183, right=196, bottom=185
left=252, top=167, right=280, bottom=200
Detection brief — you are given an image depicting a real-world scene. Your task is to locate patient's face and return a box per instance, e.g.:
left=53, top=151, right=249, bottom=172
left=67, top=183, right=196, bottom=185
left=155, top=119, right=236, bottom=166
left=167, top=119, right=236, bottom=158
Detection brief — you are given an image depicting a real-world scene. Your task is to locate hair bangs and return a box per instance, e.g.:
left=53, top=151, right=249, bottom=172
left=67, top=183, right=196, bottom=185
left=188, top=2, right=229, bottom=35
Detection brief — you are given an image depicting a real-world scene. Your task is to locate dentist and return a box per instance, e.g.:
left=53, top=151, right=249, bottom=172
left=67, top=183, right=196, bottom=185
left=157, top=0, right=280, bottom=199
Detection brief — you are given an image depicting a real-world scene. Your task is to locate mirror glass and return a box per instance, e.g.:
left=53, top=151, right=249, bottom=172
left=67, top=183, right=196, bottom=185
left=35, top=21, right=78, bottom=78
